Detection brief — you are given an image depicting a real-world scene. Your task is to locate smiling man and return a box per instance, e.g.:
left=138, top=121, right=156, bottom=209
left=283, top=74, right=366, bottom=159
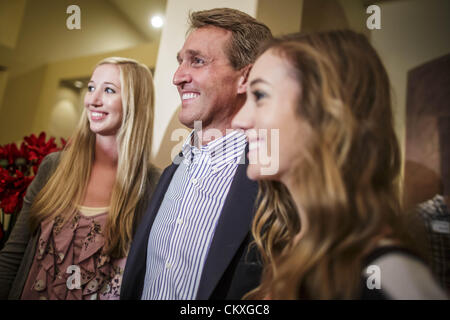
left=174, top=25, right=247, bottom=137
left=121, top=8, right=272, bottom=300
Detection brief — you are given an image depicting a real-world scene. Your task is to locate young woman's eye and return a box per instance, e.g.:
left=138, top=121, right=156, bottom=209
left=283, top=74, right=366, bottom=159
left=87, top=85, right=95, bottom=92
left=252, top=90, right=266, bottom=101
left=105, top=87, right=115, bottom=94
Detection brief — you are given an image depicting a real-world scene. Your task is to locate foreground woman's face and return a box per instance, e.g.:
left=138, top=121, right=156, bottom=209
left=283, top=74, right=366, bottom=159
left=84, top=64, right=123, bottom=137
left=232, top=50, right=310, bottom=183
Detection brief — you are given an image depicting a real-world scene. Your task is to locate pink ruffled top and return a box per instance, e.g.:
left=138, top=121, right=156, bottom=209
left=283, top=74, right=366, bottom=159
left=21, top=209, right=126, bottom=300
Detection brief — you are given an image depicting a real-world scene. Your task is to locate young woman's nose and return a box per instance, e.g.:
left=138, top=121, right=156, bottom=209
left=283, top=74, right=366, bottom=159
left=232, top=100, right=254, bottom=131
left=85, top=88, right=102, bottom=107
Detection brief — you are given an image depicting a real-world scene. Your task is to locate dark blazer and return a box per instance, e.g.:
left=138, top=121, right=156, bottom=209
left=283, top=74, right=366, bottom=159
left=121, top=149, right=262, bottom=300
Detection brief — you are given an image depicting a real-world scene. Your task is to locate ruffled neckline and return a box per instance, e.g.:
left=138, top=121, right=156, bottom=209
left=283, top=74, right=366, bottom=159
left=29, top=211, right=117, bottom=299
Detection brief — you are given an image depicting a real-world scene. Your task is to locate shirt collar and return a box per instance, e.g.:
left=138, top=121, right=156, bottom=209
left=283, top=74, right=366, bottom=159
left=181, top=130, right=247, bottom=168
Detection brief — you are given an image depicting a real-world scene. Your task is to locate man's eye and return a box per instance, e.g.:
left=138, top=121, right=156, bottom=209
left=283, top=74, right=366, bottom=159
left=105, top=87, right=115, bottom=94
left=193, top=57, right=205, bottom=65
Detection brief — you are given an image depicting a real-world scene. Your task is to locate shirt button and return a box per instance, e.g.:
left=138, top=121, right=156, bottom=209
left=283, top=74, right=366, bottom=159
left=176, top=218, right=183, bottom=225
left=192, top=178, right=198, bottom=185
left=165, top=262, right=172, bottom=269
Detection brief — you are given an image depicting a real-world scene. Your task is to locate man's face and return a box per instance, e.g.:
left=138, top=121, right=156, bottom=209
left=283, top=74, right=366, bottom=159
left=173, top=26, right=245, bottom=131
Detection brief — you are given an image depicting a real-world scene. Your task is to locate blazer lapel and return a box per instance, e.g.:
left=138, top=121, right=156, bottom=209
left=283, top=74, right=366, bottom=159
left=196, top=150, right=258, bottom=299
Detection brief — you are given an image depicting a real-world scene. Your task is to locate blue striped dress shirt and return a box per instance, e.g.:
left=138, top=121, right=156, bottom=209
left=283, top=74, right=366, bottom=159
left=141, top=130, right=247, bottom=299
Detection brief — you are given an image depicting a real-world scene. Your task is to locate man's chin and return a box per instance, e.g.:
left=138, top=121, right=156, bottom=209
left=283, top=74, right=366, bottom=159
left=178, top=112, right=196, bottom=129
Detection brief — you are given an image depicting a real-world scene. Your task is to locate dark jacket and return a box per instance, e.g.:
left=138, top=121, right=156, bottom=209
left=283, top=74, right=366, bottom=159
left=121, top=149, right=262, bottom=300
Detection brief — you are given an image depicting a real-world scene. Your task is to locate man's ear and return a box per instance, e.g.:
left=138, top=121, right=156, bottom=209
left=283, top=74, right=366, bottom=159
left=237, top=64, right=253, bottom=94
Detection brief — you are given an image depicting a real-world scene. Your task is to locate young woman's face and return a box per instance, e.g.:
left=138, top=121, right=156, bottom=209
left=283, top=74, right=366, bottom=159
left=232, top=50, right=310, bottom=184
left=84, top=64, right=123, bottom=136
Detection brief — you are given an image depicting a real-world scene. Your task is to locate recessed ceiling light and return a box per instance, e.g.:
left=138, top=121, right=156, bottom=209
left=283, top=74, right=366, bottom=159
left=74, top=81, right=83, bottom=88
left=150, top=15, right=164, bottom=28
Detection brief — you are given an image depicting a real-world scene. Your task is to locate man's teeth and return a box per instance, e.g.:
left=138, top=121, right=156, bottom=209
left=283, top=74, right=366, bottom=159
left=182, top=92, right=199, bottom=100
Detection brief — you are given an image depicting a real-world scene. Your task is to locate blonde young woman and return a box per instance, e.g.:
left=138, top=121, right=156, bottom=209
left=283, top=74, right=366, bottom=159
left=232, top=30, right=448, bottom=299
left=0, top=57, right=160, bottom=300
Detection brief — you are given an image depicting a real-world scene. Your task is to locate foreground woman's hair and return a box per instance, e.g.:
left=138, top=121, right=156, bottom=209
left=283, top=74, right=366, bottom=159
left=30, top=57, right=154, bottom=258
left=247, top=30, right=415, bottom=299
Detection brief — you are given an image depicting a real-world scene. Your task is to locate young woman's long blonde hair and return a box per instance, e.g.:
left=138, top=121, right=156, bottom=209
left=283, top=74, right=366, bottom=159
left=246, top=30, right=415, bottom=299
left=30, top=57, right=154, bottom=258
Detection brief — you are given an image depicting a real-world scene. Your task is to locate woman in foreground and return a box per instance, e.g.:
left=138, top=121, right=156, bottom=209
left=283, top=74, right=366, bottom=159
left=232, top=30, right=447, bottom=299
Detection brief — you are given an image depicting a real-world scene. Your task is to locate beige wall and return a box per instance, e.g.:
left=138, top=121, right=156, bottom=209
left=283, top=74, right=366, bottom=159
left=0, top=0, right=27, bottom=49
left=337, top=0, right=368, bottom=36
left=257, top=0, right=303, bottom=36
left=0, top=70, right=8, bottom=112
left=0, top=65, right=47, bottom=144
left=300, top=0, right=368, bottom=36
left=370, top=0, right=450, bottom=162
left=301, top=0, right=349, bottom=33
left=10, top=0, right=147, bottom=77
left=49, top=87, right=82, bottom=139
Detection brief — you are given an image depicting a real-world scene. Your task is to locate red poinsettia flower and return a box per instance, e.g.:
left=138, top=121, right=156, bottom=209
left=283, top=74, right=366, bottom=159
left=0, top=142, right=31, bottom=176
left=24, top=132, right=61, bottom=174
left=0, top=167, right=9, bottom=195
left=1, top=132, right=65, bottom=245
left=0, top=169, right=33, bottom=214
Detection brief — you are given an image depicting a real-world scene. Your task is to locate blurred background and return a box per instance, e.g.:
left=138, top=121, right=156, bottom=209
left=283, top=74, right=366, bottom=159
left=0, top=0, right=449, bottom=209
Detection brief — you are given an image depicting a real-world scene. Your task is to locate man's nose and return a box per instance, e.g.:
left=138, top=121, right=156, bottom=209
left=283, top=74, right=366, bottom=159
left=173, top=64, right=192, bottom=86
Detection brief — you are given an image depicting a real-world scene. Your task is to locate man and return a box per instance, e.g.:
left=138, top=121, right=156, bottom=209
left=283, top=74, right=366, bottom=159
left=121, top=8, right=272, bottom=300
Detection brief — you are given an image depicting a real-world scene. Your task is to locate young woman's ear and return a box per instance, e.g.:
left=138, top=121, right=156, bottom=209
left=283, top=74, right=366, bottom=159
left=237, top=64, right=253, bottom=94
